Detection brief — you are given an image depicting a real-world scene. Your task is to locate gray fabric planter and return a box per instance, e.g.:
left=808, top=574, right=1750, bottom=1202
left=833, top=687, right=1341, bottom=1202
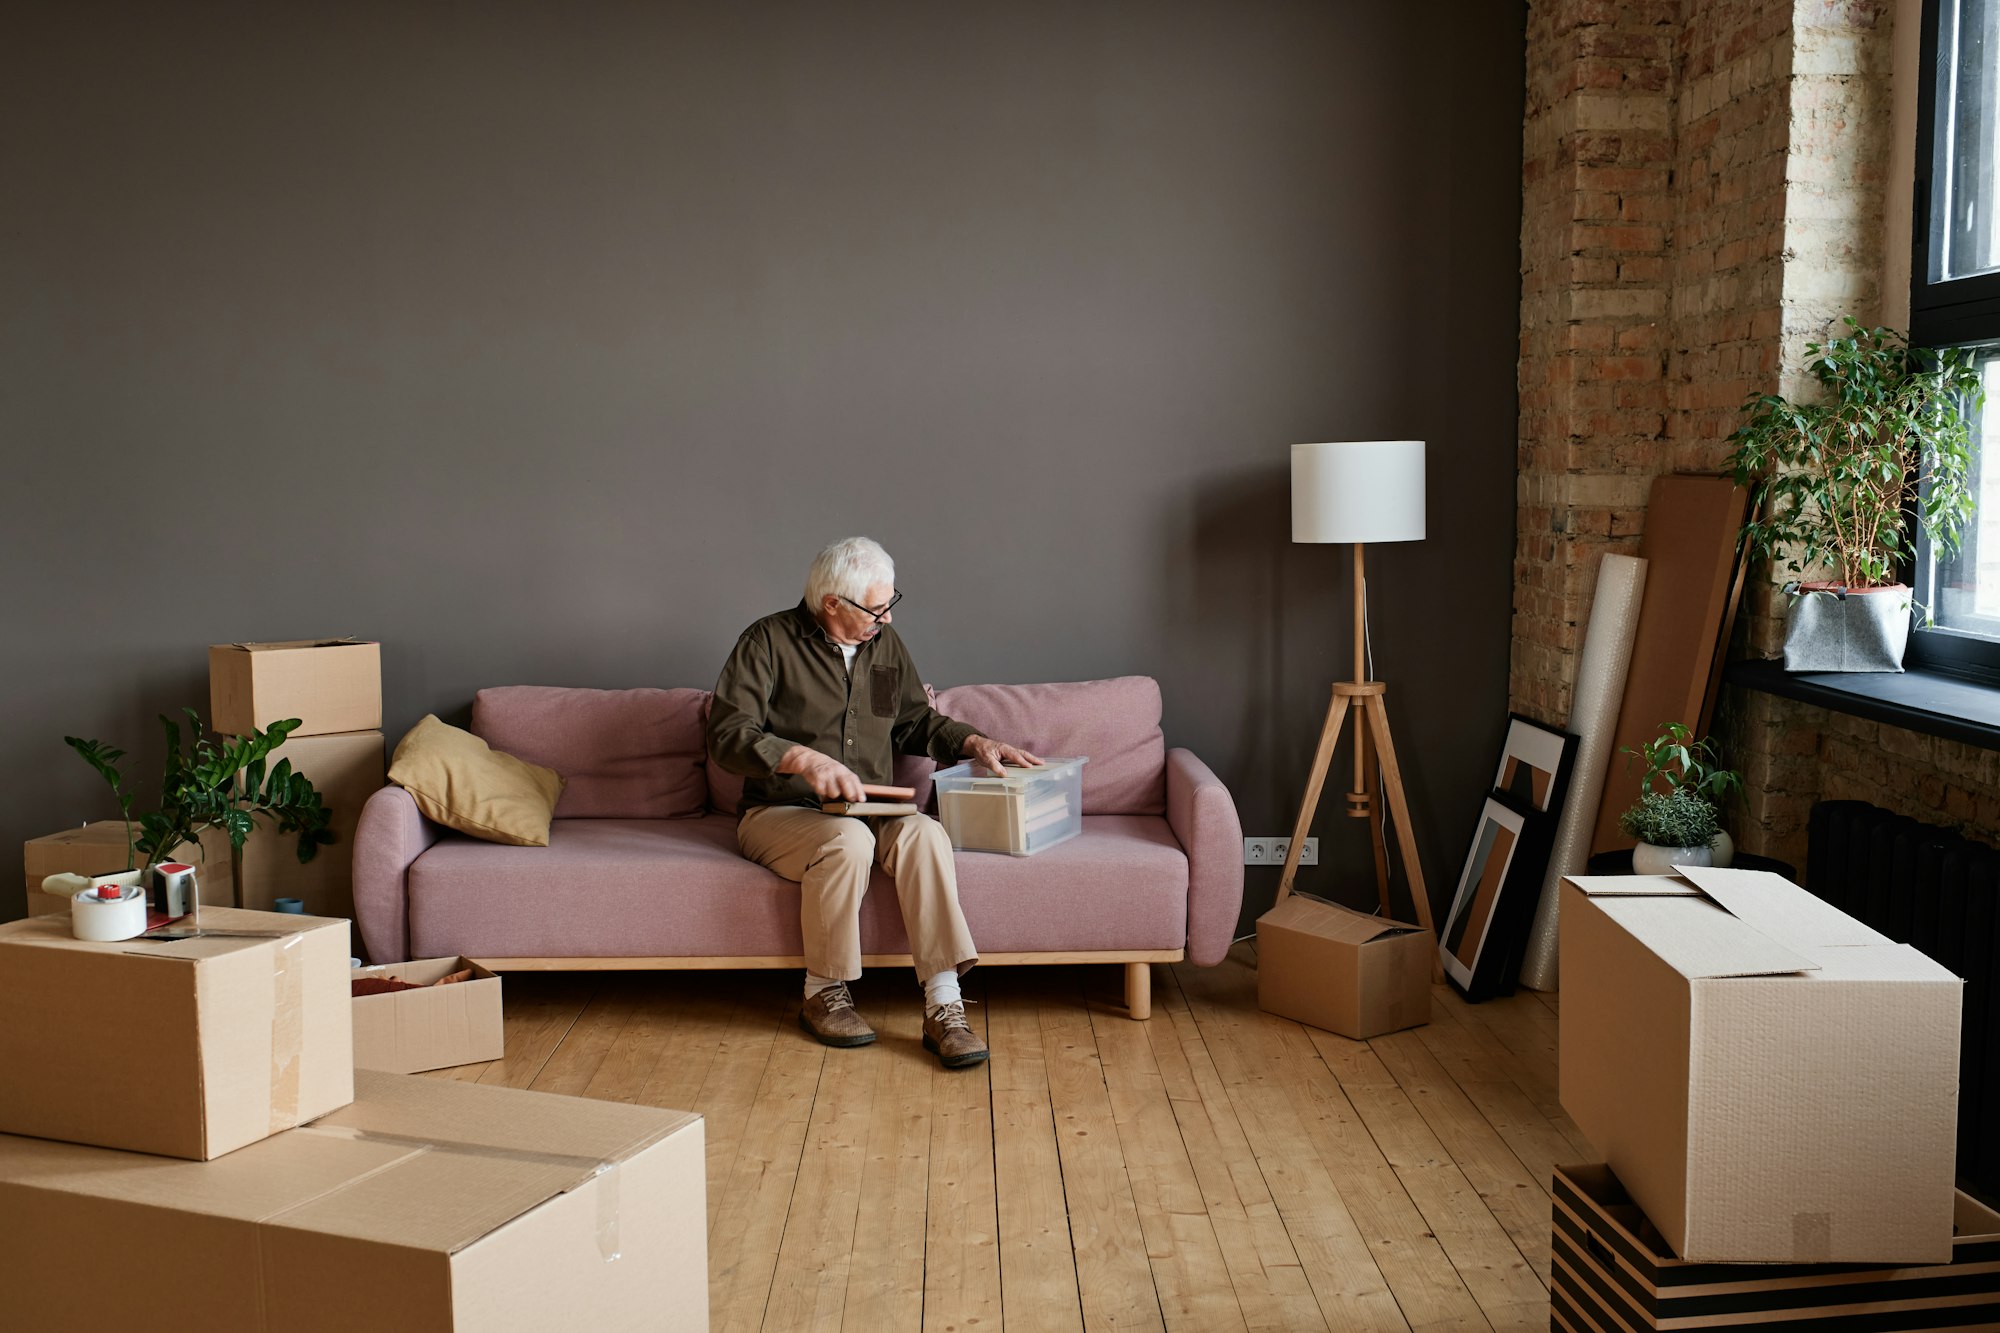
left=1781, top=583, right=1911, bottom=673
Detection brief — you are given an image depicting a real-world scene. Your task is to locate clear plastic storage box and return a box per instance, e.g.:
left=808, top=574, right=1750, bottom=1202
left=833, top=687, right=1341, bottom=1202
left=932, top=756, right=1087, bottom=856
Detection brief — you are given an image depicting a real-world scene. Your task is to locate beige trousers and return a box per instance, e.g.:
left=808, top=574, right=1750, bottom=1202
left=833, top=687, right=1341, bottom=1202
left=736, top=805, right=978, bottom=982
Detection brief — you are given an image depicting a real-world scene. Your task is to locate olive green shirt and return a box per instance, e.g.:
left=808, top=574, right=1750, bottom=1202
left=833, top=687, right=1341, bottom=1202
left=707, top=601, right=982, bottom=811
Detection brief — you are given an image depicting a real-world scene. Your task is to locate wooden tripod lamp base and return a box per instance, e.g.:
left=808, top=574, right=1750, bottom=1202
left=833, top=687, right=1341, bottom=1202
left=1271, top=677, right=1433, bottom=938
left=1277, top=434, right=1436, bottom=978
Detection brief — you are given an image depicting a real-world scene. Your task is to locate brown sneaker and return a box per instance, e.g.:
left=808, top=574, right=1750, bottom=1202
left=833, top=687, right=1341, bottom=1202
left=922, top=1001, right=989, bottom=1069
left=799, top=983, right=876, bottom=1047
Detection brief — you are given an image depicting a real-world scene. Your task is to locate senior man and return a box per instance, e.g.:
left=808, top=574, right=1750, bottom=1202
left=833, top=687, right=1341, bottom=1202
left=707, top=536, right=1042, bottom=1069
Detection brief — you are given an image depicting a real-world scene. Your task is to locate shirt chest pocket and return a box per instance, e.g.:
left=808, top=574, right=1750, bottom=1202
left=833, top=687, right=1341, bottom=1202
left=870, top=664, right=901, bottom=718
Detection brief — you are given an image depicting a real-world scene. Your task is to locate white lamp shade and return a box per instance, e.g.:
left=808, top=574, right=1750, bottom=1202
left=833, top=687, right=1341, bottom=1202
left=1290, top=439, right=1426, bottom=544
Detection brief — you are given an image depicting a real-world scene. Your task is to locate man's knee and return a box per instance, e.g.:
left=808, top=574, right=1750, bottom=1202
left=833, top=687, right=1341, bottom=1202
left=811, top=821, right=876, bottom=874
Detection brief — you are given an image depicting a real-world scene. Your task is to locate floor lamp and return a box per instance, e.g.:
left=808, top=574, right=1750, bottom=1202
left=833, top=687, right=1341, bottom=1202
left=1272, top=440, right=1436, bottom=945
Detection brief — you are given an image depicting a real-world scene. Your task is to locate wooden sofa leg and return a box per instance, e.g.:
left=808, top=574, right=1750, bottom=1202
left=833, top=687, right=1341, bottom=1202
left=1125, top=962, right=1152, bottom=1020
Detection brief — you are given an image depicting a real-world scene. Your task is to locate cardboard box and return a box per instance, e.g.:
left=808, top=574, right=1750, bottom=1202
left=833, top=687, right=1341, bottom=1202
left=0, top=1069, right=707, bottom=1333
left=0, top=906, right=354, bottom=1160
left=1551, top=1163, right=2000, bottom=1332
left=1255, top=893, right=1432, bottom=1039
left=1559, top=866, right=1961, bottom=1264
left=209, top=637, right=381, bottom=737
left=23, top=821, right=235, bottom=917
left=236, top=729, right=386, bottom=919
left=352, top=956, right=505, bottom=1073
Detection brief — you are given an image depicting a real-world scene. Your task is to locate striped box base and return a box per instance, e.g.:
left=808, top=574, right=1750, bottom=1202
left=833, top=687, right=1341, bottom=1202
left=1551, top=1164, right=2000, bottom=1331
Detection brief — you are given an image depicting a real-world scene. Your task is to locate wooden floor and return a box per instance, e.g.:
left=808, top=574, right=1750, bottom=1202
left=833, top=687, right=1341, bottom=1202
left=429, top=942, right=1582, bottom=1332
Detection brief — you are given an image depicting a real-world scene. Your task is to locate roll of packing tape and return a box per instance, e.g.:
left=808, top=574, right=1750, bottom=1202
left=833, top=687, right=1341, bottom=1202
left=71, top=884, right=150, bottom=942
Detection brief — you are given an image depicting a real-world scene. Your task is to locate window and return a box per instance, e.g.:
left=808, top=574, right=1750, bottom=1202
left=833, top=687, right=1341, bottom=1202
left=1913, top=0, right=2000, bottom=675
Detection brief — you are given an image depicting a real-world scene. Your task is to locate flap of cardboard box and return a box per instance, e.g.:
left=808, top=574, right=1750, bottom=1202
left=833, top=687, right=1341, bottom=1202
left=1259, top=893, right=1424, bottom=946
left=220, top=638, right=370, bottom=652
left=1564, top=874, right=1704, bottom=898
left=1673, top=866, right=1894, bottom=948
left=1584, top=893, right=1820, bottom=979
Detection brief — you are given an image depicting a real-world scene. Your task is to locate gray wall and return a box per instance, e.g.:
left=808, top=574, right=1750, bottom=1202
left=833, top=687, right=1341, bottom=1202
left=1, top=1, right=1525, bottom=931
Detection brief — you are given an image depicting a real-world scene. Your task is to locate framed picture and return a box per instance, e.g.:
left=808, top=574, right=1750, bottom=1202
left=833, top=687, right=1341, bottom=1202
left=1440, top=791, right=1554, bottom=1001
left=1491, top=713, right=1578, bottom=815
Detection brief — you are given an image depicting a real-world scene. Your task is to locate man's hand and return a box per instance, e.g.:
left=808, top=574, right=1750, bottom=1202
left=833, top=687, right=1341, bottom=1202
left=964, top=734, right=1045, bottom=776
left=777, top=745, right=865, bottom=803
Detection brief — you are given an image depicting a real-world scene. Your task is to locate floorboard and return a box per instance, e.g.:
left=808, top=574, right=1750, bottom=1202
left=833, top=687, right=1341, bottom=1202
left=468, top=945, right=1575, bottom=1332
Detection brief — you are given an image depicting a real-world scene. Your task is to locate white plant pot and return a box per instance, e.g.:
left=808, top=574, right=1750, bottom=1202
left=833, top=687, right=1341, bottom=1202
left=1632, top=841, right=1715, bottom=876
left=1710, top=828, right=1734, bottom=868
left=1782, top=583, right=1911, bottom=673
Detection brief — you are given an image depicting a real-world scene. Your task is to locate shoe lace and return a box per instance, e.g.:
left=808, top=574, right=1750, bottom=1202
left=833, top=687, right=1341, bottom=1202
left=820, top=983, right=856, bottom=1013
left=933, top=1000, right=972, bottom=1033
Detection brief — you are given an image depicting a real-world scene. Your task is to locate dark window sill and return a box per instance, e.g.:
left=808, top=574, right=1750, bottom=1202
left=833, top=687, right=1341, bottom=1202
left=1724, top=658, right=2000, bottom=752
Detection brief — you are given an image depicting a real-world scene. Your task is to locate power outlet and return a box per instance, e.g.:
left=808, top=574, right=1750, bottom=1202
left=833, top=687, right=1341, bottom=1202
left=1242, top=837, right=1318, bottom=866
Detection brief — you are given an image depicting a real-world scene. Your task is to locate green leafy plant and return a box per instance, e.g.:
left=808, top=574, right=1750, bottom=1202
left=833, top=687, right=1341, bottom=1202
left=1618, top=789, right=1721, bottom=849
left=1725, top=318, right=1982, bottom=591
left=1620, top=721, right=1742, bottom=806
left=64, top=711, right=335, bottom=872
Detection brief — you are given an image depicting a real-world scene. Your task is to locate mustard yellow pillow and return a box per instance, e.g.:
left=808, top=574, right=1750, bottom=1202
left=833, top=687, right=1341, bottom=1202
left=388, top=715, right=566, bottom=846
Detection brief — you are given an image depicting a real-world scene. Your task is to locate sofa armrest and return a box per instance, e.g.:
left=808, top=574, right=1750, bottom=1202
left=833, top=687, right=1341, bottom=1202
left=1166, top=747, right=1244, bottom=967
left=353, top=785, right=442, bottom=963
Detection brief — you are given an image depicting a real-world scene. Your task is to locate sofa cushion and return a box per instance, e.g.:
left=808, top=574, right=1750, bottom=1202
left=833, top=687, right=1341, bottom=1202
left=934, top=677, right=1167, bottom=815
left=473, top=686, right=707, bottom=819
left=405, top=814, right=1188, bottom=958
left=387, top=714, right=565, bottom=846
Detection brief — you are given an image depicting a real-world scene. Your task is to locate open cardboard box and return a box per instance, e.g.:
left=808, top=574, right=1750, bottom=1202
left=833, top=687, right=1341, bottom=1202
left=1560, top=865, right=1961, bottom=1264
left=352, top=956, right=504, bottom=1074
left=209, top=637, right=381, bottom=737
left=0, top=1069, right=708, bottom=1332
left=0, top=906, right=353, bottom=1160
left=1255, top=893, right=1431, bottom=1039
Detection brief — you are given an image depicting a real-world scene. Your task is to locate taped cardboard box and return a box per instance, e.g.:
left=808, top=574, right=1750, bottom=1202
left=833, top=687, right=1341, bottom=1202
left=1559, top=866, right=1961, bottom=1264
left=1550, top=1163, right=2000, bottom=1332
left=352, top=956, right=504, bottom=1074
left=209, top=637, right=381, bottom=738
left=236, top=729, right=386, bottom=919
left=0, top=906, right=353, bottom=1160
left=0, top=1069, right=709, bottom=1333
left=24, top=820, right=235, bottom=917
left=1256, top=893, right=1432, bottom=1039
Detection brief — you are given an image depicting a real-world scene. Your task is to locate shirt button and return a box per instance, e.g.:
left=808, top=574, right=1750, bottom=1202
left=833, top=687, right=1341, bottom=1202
left=845, top=738, right=853, bottom=746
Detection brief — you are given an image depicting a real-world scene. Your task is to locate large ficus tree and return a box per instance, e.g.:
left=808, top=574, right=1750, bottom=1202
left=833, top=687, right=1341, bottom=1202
left=1726, top=319, right=1983, bottom=592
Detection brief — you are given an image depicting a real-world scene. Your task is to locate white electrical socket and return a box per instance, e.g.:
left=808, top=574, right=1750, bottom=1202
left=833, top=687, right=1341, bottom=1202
left=1242, top=837, right=1317, bottom=865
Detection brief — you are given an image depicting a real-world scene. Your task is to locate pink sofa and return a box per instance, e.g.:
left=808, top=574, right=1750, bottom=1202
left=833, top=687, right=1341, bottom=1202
left=353, top=675, right=1241, bottom=1018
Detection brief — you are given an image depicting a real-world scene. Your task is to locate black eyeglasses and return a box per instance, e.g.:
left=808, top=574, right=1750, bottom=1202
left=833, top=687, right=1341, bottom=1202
left=838, top=590, right=903, bottom=623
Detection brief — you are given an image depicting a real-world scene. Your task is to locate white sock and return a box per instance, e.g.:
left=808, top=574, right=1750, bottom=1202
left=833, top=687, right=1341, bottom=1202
left=805, top=972, right=843, bottom=999
left=922, top=969, right=961, bottom=1014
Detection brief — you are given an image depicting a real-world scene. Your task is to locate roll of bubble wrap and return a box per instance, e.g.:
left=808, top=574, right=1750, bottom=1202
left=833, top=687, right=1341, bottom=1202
left=1517, top=553, right=1649, bottom=991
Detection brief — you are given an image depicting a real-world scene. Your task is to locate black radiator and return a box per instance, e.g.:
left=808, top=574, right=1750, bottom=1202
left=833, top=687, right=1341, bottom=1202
left=1807, top=800, right=2000, bottom=1197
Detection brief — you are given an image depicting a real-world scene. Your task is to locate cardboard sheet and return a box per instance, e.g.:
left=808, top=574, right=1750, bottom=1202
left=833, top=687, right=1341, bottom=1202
left=1589, top=475, right=1749, bottom=855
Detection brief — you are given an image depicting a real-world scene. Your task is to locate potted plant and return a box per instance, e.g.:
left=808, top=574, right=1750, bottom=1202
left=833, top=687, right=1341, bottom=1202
left=65, top=710, right=335, bottom=884
left=1725, top=318, right=1983, bottom=672
left=1618, top=722, right=1742, bottom=874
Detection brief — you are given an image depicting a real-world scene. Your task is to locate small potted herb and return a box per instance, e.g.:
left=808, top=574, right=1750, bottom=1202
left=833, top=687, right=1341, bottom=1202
left=1617, top=722, right=1742, bottom=874
left=1725, top=319, right=1982, bottom=672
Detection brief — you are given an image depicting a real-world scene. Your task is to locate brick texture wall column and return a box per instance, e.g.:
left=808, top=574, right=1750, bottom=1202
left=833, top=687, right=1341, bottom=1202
left=1515, top=0, right=1678, bottom=725
left=1519, top=0, right=2000, bottom=873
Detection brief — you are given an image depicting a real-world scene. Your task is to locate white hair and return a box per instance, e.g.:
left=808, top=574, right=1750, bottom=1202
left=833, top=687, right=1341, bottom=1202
left=805, top=536, right=895, bottom=609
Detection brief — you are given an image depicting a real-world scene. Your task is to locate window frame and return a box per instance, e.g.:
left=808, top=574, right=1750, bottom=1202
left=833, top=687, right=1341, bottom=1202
left=1909, top=0, right=2000, bottom=680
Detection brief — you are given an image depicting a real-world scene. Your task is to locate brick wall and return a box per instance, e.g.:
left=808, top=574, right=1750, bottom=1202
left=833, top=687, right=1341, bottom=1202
left=1516, top=0, right=2000, bottom=872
